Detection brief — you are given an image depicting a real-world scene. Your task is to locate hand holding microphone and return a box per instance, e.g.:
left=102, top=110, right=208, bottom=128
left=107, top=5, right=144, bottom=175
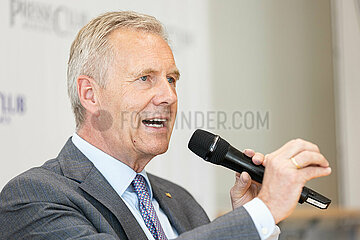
left=230, top=150, right=263, bottom=210
left=188, top=129, right=332, bottom=224
left=257, top=138, right=331, bottom=223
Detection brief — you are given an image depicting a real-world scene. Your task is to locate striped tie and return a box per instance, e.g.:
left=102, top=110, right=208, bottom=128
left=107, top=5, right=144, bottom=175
left=132, top=174, right=168, bottom=240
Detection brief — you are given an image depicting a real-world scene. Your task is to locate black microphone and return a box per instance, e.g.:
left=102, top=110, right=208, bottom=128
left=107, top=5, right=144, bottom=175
left=188, top=129, right=331, bottom=209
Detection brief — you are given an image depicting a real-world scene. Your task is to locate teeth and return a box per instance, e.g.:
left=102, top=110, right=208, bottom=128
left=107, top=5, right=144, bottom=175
left=143, top=118, right=166, bottom=128
left=150, top=119, right=166, bottom=122
left=145, top=123, right=164, bottom=128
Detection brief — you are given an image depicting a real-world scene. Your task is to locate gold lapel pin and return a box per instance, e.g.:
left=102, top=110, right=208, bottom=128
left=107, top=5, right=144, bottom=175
left=165, top=192, right=172, bottom=198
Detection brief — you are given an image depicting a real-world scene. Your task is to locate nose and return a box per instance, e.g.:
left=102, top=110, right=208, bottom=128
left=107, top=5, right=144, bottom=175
left=152, top=77, right=177, bottom=106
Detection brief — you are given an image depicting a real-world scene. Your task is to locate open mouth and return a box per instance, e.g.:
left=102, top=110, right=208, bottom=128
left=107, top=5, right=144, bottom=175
left=142, top=118, right=167, bottom=128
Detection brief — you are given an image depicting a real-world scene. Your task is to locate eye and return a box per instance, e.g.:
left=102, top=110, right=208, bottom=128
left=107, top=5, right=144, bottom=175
left=167, top=77, right=176, bottom=84
left=139, top=76, right=148, bottom=81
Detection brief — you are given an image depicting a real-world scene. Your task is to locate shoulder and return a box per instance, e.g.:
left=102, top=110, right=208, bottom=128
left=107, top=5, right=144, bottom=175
left=0, top=158, right=75, bottom=205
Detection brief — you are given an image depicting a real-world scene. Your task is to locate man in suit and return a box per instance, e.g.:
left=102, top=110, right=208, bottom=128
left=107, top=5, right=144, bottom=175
left=0, top=11, right=331, bottom=240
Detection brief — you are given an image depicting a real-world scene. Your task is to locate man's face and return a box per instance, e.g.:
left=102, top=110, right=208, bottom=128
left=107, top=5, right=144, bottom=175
left=96, top=29, right=179, bottom=160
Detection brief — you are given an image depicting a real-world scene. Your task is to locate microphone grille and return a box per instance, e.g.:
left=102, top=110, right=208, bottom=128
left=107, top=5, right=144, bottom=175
left=188, top=129, right=216, bottom=159
left=188, top=129, right=230, bottom=164
left=211, top=136, right=230, bottom=164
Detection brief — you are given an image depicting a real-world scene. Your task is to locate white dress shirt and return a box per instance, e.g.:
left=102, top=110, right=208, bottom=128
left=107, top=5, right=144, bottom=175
left=72, top=133, right=279, bottom=239
left=72, top=133, right=178, bottom=239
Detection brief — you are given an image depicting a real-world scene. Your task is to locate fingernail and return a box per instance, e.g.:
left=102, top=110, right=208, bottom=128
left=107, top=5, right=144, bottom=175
left=253, top=156, right=261, bottom=164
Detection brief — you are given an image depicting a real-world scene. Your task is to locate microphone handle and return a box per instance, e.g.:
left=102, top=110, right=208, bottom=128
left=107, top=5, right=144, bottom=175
left=223, top=146, right=265, bottom=183
left=221, top=146, right=331, bottom=208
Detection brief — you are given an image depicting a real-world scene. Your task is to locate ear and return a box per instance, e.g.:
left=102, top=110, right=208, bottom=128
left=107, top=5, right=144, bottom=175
left=77, top=75, right=99, bottom=115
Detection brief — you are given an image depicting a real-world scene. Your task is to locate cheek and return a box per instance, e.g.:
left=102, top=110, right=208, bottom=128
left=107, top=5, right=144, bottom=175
left=128, top=91, right=155, bottom=110
left=171, top=103, right=178, bottom=116
left=112, top=93, right=142, bottom=112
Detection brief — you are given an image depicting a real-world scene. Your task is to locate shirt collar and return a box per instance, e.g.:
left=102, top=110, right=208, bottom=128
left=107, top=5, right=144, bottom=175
left=71, top=133, right=153, bottom=199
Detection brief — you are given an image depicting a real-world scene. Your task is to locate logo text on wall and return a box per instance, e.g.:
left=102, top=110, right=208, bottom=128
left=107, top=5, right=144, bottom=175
left=0, top=92, right=26, bottom=124
left=9, top=0, right=88, bottom=37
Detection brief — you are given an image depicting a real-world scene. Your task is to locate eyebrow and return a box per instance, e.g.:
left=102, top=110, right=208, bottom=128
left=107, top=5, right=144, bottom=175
left=171, top=69, right=181, bottom=80
left=131, top=68, right=181, bottom=80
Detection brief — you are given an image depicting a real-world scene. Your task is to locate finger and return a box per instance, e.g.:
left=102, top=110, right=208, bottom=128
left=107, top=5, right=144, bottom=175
left=249, top=183, right=260, bottom=197
left=251, top=180, right=262, bottom=189
left=239, top=172, right=251, bottom=188
left=250, top=181, right=262, bottom=196
left=243, top=149, right=255, bottom=158
left=300, top=166, right=332, bottom=182
left=231, top=172, right=252, bottom=197
left=292, top=151, right=329, bottom=168
left=267, top=139, right=320, bottom=162
left=252, top=152, right=265, bottom=165
left=264, top=141, right=296, bottom=161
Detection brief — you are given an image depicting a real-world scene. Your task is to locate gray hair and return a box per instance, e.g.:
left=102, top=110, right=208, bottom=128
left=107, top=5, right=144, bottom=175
left=67, top=11, right=168, bottom=129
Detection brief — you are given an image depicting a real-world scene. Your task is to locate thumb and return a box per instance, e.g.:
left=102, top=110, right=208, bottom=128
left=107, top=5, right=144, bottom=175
left=231, top=172, right=252, bottom=197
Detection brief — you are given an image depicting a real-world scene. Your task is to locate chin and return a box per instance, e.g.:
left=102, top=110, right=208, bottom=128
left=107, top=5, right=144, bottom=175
left=147, top=144, right=169, bottom=156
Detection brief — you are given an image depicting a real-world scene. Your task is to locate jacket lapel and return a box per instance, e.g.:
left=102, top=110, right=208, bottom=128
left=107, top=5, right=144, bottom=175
left=58, top=138, right=148, bottom=240
left=149, top=175, right=193, bottom=234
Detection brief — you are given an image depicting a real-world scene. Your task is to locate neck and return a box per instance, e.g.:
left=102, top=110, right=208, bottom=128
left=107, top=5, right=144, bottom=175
left=77, top=124, right=153, bottom=173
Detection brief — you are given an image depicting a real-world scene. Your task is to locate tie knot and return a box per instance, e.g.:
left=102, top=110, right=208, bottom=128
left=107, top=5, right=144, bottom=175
left=132, top=174, right=149, bottom=195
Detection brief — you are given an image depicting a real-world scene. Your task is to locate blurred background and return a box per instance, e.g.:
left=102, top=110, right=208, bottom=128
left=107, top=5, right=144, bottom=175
left=1, top=0, right=360, bottom=239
